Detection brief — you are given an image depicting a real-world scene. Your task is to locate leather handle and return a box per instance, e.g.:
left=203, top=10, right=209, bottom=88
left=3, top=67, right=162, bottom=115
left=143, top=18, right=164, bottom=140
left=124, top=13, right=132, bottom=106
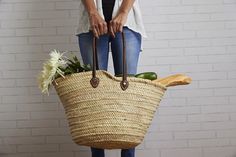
left=120, top=32, right=129, bottom=90
left=90, top=37, right=100, bottom=88
left=90, top=32, right=129, bottom=90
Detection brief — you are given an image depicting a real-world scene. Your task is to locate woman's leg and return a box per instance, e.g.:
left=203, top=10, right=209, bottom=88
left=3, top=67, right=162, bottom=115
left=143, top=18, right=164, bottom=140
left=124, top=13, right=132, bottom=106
left=91, top=147, right=105, bottom=157
left=77, top=31, right=110, bottom=157
left=78, top=31, right=110, bottom=70
left=121, top=148, right=135, bottom=157
left=110, top=26, right=142, bottom=76
left=111, top=26, right=141, bottom=157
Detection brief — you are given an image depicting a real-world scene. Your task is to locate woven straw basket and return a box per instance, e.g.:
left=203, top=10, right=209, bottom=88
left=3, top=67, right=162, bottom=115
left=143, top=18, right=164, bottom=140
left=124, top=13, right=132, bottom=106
left=52, top=32, right=167, bottom=149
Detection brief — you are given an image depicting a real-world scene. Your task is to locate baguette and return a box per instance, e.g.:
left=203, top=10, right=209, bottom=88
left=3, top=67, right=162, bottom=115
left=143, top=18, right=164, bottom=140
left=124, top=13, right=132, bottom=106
left=152, top=74, right=192, bottom=87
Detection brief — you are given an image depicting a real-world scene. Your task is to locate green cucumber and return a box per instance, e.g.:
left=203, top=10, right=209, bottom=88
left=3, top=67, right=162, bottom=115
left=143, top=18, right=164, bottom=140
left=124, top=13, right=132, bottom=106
left=134, top=72, right=157, bottom=80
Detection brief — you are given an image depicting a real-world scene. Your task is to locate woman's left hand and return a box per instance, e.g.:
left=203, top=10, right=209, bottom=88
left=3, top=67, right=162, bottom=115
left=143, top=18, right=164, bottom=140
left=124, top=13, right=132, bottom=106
left=108, top=11, right=128, bottom=38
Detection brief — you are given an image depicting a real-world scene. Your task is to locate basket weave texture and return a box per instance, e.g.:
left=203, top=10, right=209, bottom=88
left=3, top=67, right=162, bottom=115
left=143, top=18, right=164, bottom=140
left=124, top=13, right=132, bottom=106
left=53, top=70, right=166, bottom=149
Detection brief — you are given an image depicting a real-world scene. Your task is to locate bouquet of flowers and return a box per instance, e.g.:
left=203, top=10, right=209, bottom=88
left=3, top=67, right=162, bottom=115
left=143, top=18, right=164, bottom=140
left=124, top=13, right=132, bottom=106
left=37, top=50, right=91, bottom=95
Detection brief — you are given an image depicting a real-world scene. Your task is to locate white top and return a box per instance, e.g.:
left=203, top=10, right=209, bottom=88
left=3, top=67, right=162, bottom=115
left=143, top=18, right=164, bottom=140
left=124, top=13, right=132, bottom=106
left=76, top=0, right=147, bottom=40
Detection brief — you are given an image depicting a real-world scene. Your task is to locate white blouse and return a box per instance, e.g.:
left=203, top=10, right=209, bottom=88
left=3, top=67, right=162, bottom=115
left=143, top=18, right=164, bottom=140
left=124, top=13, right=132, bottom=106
left=76, top=0, right=147, bottom=40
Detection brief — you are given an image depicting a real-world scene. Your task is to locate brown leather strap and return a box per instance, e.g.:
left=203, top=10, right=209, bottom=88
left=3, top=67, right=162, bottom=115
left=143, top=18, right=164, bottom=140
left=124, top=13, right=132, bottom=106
left=120, top=32, right=128, bottom=90
left=90, top=32, right=129, bottom=90
left=90, top=37, right=100, bottom=88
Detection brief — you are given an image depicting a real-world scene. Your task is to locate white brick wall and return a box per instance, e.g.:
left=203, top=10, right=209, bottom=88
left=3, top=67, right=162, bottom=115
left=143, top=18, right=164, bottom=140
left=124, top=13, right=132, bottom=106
left=0, top=0, right=236, bottom=156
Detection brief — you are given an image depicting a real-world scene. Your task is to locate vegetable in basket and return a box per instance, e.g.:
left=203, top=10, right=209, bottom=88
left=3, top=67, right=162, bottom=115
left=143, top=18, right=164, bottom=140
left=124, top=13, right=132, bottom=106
left=37, top=49, right=91, bottom=95
left=134, top=72, right=157, bottom=80
left=115, top=72, right=158, bottom=81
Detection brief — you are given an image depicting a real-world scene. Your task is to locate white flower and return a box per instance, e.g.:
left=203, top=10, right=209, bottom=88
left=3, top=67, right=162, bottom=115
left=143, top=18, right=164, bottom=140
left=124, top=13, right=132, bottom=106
left=37, top=49, right=67, bottom=95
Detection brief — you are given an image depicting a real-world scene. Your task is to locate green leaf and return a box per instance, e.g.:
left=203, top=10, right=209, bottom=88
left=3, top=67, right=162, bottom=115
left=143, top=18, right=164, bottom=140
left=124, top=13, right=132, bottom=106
left=57, top=53, right=91, bottom=76
left=83, top=64, right=91, bottom=71
left=68, top=59, right=76, bottom=65
left=73, top=55, right=79, bottom=62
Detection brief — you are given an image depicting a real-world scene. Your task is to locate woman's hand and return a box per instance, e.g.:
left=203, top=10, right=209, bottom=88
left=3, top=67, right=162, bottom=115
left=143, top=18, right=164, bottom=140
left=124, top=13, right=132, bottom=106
left=108, top=11, right=128, bottom=38
left=108, top=0, right=134, bottom=37
left=89, top=12, right=108, bottom=38
left=82, top=0, right=107, bottom=38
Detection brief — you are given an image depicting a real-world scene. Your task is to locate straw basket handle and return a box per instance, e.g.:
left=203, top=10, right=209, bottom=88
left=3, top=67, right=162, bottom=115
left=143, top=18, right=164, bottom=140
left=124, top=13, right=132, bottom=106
left=90, top=32, right=129, bottom=91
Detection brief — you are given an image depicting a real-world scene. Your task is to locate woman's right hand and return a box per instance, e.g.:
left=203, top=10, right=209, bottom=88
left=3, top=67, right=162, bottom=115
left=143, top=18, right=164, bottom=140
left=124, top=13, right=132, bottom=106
left=89, top=12, right=108, bottom=38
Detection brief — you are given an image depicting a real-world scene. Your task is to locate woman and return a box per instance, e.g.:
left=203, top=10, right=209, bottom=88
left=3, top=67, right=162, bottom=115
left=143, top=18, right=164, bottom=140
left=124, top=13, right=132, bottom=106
left=76, top=0, right=147, bottom=157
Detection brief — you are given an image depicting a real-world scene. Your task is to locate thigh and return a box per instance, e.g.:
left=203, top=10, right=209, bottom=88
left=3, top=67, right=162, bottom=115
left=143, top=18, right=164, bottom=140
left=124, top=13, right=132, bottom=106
left=111, top=27, right=142, bottom=76
left=78, top=31, right=110, bottom=71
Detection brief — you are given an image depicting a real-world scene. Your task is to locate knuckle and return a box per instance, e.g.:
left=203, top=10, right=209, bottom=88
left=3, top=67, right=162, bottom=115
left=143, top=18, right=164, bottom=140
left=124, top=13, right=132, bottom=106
left=92, top=25, right=97, bottom=28
left=98, top=22, right=103, bottom=26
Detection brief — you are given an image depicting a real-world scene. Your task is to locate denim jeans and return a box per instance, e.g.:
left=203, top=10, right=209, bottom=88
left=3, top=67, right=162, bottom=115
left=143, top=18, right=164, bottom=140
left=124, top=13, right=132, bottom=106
left=77, top=26, right=141, bottom=76
left=91, top=147, right=135, bottom=157
left=77, top=26, right=141, bottom=157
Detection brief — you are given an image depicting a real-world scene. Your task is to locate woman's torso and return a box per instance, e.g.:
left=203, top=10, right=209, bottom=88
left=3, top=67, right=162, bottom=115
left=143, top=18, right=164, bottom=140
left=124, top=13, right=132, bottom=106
left=102, top=0, right=115, bottom=23
left=76, top=0, right=147, bottom=42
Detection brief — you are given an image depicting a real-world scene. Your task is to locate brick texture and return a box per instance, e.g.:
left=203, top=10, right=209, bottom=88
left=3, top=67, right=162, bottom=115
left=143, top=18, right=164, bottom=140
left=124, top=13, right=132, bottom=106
left=0, top=0, right=236, bottom=156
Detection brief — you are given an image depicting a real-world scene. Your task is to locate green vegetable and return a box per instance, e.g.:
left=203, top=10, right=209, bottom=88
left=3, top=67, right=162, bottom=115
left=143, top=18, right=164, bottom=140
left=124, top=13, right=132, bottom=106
left=115, top=72, right=158, bottom=80
left=134, top=72, right=157, bottom=80
left=55, top=54, right=91, bottom=79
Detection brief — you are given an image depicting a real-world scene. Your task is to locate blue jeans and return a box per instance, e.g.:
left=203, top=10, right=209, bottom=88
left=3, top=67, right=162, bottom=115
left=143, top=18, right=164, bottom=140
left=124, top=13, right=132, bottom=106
left=77, top=26, right=141, bottom=76
left=77, top=26, right=141, bottom=157
left=91, top=148, right=135, bottom=157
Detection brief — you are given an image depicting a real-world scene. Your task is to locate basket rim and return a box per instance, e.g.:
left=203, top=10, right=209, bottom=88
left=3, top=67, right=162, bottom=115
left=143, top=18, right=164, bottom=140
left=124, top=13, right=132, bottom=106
left=52, top=70, right=167, bottom=90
